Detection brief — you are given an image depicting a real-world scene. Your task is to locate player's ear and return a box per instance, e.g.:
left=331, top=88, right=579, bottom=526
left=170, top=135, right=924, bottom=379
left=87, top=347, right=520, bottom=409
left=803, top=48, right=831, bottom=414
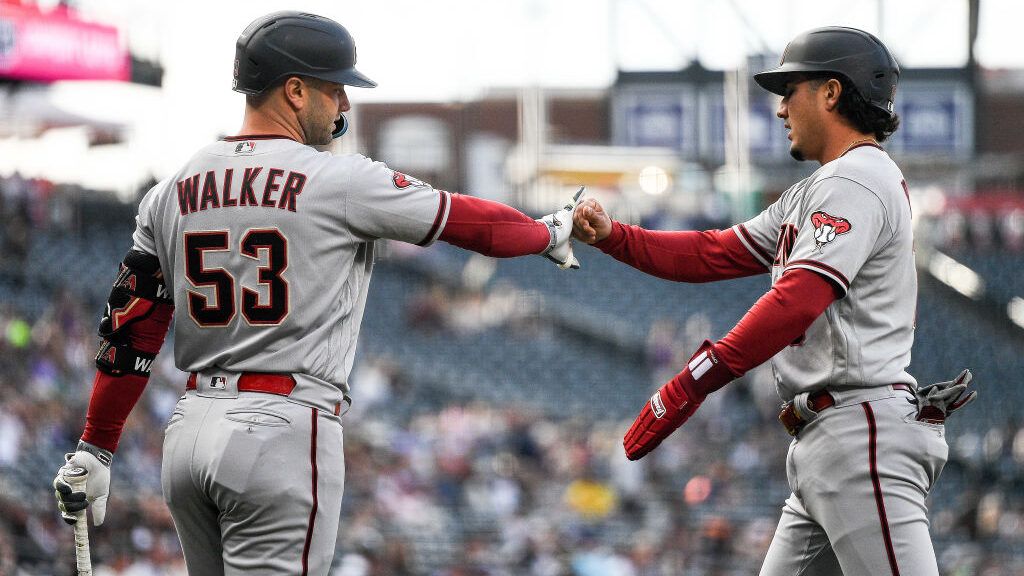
left=823, top=78, right=842, bottom=112
left=282, top=76, right=307, bottom=111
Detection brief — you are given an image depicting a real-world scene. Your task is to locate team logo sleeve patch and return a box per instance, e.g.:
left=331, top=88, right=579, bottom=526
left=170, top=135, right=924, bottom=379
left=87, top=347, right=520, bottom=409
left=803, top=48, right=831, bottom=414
left=810, top=211, right=852, bottom=251
left=392, top=171, right=427, bottom=190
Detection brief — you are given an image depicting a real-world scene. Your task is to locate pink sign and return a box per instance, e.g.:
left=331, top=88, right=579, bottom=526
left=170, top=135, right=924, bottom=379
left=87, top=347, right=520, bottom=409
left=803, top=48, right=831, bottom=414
left=0, top=4, right=129, bottom=82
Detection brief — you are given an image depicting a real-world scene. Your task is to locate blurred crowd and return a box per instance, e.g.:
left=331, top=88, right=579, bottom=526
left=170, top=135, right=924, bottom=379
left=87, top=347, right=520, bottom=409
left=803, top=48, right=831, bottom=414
left=2, top=174, right=1024, bottom=575
left=924, top=196, right=1024, bottom=252
left=0, top=281, right=1022, bottom=575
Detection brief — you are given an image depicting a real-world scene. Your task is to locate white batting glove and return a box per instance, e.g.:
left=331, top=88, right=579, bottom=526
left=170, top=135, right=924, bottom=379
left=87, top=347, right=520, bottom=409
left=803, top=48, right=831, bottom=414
left=53, top=441, right=112, bottom=526
left=538, top=187, right=585, bottom=270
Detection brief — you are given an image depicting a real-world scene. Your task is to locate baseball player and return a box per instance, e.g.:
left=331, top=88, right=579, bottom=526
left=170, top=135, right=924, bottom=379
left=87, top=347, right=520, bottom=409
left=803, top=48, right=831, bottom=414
left=572, top=27, right=976, bottom=575
left=51, top=11, right=580, bottom=575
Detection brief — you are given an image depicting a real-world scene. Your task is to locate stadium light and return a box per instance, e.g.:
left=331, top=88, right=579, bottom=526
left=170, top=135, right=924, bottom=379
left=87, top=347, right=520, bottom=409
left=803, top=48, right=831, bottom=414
left=638, top=165, right=670, bottom=195
left=927, top=251, right=985, bottom=300
left=1009, top=297, right=1024, bottom=329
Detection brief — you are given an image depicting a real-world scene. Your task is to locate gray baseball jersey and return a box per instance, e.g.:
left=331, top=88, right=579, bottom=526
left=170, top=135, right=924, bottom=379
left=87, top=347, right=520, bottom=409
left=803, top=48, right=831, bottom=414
left=133, top=136, right=451, bottom=395
left=732, top=144, right=916, bottom=400
left=143, top=135, right=453, bottom=574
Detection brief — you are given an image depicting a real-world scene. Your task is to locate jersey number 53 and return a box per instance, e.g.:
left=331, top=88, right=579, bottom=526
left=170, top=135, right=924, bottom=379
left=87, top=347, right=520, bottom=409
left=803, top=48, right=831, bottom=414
left=184, top=228, right=289, bottom=327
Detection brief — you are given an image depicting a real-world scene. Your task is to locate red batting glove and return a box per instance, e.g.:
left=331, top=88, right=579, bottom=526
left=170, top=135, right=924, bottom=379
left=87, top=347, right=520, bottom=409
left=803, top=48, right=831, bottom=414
left=624, top=341, right=736, bottom=460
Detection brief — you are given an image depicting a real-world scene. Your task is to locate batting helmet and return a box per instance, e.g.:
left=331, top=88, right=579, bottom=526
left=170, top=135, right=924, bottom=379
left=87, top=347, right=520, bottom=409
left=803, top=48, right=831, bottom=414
left=753, top=27, right=899, bottom=118
left=232, top=11, right=377, bottom=95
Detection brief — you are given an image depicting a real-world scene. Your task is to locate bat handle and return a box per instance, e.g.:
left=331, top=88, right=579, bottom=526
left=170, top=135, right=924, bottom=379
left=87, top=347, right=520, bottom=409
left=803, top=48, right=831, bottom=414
left=64, top=467, right=93, bottom=576
left=563, top=186, right=586, bottom=210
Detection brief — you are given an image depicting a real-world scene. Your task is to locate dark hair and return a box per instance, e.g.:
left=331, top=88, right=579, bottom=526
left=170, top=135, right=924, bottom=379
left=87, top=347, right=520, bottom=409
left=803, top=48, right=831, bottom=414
left=807, top=74, right=900, bottom=142
left=244, top=75, right=329, bottom=108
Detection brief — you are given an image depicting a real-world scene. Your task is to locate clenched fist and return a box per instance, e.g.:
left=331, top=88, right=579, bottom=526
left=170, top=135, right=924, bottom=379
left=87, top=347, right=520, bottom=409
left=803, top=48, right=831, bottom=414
left=572, top=198, right=613, bottom=244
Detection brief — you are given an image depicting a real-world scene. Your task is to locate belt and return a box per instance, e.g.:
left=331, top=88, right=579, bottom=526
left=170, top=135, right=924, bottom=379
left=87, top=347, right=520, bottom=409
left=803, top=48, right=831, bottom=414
left=186, top=372, right=296, bottom=395
left=185, top=372, right=345, bottom=416
left=779, top=384, right=914, bottom=436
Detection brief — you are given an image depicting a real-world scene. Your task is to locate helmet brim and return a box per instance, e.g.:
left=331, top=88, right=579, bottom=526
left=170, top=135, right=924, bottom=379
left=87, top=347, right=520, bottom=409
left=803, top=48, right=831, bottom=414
left=328, top=67, right=377, bottom=89
left=753, top=69, right=791, bottom=97
left=753, top=61, right=842, bottom=96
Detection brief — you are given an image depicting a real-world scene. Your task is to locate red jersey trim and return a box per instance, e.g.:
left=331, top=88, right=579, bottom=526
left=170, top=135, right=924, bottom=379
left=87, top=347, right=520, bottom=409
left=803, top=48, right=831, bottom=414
left=417, top=190, right=451, bottom=247
left=785, top=259, right=850, bottom=291
left=733, top=224, right=773, bottom=268
left=842, top=141, right=884, bottom=157
left=222, top=134, right=300, bottom=142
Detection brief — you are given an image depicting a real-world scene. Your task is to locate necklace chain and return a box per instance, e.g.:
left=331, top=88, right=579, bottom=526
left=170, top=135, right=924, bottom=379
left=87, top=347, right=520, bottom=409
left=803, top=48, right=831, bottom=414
left=841, top=137, right=878, bottom=157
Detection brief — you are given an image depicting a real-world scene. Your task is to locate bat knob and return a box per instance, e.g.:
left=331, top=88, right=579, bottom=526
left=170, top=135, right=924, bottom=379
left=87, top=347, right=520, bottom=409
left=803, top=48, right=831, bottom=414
left=63, top=467, right=88, bottom=478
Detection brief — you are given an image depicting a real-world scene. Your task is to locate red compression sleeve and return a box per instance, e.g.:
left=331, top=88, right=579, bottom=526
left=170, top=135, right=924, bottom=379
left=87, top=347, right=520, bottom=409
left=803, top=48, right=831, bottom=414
left=81, top=302, right=173, bottom=452
left=438, top=194, right=551, bottom=257
left=81, top=373, right=148, bottom=452
left=714, top=269, right=837, bottom=377
left=593, top=221, right=767, bottom=282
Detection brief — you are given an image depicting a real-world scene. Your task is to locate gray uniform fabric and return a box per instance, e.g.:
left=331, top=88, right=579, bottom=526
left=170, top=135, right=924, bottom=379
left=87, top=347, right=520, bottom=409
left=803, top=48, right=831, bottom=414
left=734, top=144, right=917, bottom=401
left=162, top=388, right=345, bottom=575
left=733, top=145, right=945, bottom=574
left=759, top=388, right=947, bottom=576
left=134, top=138, right=449, bottom=395
left=134, top=136, right=449, bottom=574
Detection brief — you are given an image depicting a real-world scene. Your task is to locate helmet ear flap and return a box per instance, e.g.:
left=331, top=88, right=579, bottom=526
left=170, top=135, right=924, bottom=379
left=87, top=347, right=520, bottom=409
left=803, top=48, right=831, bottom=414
left=332, top=115, right=349, bottom=139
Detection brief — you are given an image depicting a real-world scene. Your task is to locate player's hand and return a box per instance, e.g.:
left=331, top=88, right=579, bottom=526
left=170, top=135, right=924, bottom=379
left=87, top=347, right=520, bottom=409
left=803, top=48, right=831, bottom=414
left=572, top=198, right=612, bottom=244
left=913, top=369, right=977, bottom=424
left=538, top=187, right=585, bottom=270
left=624, top=341, right=735, bottom=460
left=53, top=441, right=112, bottom=526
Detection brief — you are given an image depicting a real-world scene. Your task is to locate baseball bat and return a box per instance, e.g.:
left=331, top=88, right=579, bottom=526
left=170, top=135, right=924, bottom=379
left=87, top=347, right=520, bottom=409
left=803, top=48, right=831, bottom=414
left=63, top=467, right=93, bottom=576
left=567, top=186, right=585, bottom=210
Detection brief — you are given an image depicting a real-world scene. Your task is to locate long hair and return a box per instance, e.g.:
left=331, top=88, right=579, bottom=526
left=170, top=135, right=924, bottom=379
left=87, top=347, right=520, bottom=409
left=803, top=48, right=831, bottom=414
left=809, top=74, right=900, bottom=142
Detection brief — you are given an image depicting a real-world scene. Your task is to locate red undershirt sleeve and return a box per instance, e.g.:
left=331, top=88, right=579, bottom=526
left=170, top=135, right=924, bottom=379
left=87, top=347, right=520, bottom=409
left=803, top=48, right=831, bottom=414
left=437, top=193, right=551, bottom=257
left=81, top=373, right=148, bottom=452
left=714, top=268, right=838, bottom=376
left=593, top=221, right=768, bottom=282
left=81, top=300, right=173, bottom=453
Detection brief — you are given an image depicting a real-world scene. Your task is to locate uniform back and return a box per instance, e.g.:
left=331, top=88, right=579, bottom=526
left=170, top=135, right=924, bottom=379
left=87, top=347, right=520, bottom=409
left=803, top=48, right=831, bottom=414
left=132, top=136, right=447, bottom=393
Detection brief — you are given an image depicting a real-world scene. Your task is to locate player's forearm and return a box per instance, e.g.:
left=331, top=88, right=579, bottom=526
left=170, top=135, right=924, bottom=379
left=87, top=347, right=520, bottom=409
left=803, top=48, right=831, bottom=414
left=593, top=222, right=767, bottom=282
left=714, top=269, right=837, bottom=376
left=438, top=194, right=551, bottom=257
left=81, top=372, right=149, bottom=452
left=82, top=250, right=175, bottom=452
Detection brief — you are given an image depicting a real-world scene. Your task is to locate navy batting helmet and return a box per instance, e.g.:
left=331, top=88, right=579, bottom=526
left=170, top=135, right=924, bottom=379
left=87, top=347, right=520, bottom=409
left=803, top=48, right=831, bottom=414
left=754, top=27, right=899, bottom=118
left=233, top=11, right=376, bottom=95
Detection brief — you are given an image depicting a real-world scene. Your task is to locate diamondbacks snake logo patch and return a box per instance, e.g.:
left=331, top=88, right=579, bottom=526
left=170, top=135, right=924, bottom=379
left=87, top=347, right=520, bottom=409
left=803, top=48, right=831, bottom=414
left=392, top=171, right=426, bottom=190
left=810, top=211, right=852, bottom=251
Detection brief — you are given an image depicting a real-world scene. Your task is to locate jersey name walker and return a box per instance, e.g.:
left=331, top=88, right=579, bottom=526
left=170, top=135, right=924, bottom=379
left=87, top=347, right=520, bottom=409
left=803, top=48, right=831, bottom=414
left=733, top=144, right=916, bottom=400
left=132, top=136, right=450, bottom=394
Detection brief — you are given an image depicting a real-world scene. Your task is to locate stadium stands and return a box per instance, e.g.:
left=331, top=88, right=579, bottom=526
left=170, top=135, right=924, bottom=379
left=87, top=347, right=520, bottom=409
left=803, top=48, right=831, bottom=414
left=2, top=184, right=1024, bottom=574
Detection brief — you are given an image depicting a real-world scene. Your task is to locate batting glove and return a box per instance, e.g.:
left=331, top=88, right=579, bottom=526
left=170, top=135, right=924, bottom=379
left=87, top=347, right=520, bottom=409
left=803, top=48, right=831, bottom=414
left=624, top=341, right=735, bottom=460
left=53, top=441, right=112, bottom=526
left=538, top=187, right=585, bottom=270
left=914, top=369, right=977, bottom=424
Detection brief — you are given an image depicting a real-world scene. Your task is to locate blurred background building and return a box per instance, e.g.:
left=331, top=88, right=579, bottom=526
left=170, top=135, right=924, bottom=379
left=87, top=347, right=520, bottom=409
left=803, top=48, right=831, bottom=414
left=1, top=0, right=1023, bottom=574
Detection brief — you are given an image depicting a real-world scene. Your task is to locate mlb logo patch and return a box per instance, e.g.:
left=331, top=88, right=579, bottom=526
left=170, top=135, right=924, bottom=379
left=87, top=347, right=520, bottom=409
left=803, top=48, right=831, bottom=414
left=210, top=376, right=227, bottom=389
left=234, top=141, right=256, bottom=155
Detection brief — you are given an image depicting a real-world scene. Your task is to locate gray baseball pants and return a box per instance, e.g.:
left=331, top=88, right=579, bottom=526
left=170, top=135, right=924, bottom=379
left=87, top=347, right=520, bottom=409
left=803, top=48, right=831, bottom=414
left=162, top=380, right=345, bottom=575
left=760, top=386, right=949, bottom=575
